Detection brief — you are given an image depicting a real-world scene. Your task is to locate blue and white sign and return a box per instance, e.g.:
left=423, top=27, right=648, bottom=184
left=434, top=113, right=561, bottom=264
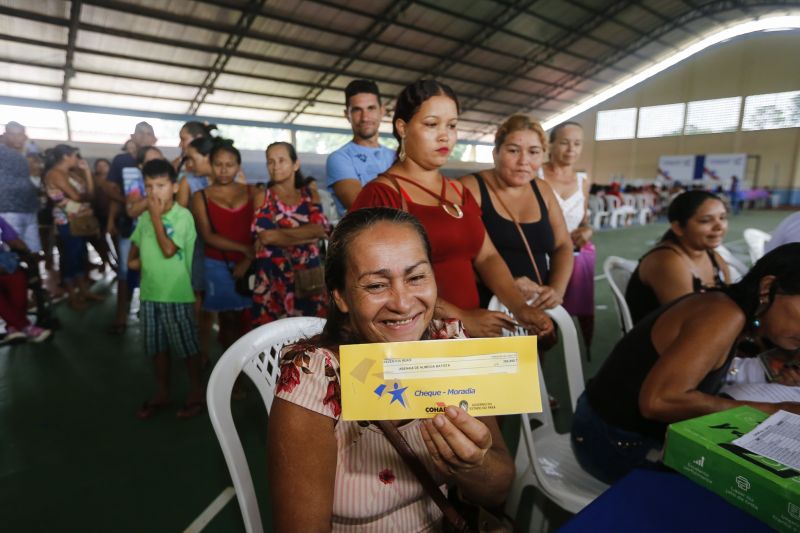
left=657, top=155, right=694, bottom=183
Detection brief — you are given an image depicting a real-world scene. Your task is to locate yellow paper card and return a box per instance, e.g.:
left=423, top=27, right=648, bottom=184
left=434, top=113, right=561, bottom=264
left=339, top=336, right=541, bottom=421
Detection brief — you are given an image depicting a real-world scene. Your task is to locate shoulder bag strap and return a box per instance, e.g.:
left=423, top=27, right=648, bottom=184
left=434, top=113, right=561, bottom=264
left=375, top=420, right=470, bottom=533
left=381, top=173, right=409, bottom=213
left=484, top=178, right=543, bottom=285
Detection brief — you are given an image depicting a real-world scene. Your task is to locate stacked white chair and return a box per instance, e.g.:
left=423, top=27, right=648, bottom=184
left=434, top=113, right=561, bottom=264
left=587, top=195, right=609, bottom=229
left=635, top=193, right=654, bottom=225
left=606, top=195, right=635, bottom=228
left=207, top=316, right=326, bottom=533
left=603, top=256, right=637, bottom=335
left=487, top=298, right=610, bottom=519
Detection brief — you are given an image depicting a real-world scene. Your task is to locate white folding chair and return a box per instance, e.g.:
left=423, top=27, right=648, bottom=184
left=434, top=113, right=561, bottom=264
left=487, top=298, right=609, bottom=516
left=207, top=316, right=326, bottom=533
left=743, top=228, right=771, bottom=265
left=603, top=256, right=637, bottom=335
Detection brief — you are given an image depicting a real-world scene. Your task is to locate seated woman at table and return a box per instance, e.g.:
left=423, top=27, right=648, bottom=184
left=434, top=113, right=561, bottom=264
left=460, top=115, right=573, bottom=309
left=268, top=207, right=515, bottom=531
left=350, top=80, right=552, bottom=338
left=572, top=243, right=800, bottom=484
left=626, top=190, right=731, bottom=325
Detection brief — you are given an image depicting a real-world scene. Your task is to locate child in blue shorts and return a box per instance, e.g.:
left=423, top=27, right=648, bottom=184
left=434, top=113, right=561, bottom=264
left=128, top=159, right=204, bottom=419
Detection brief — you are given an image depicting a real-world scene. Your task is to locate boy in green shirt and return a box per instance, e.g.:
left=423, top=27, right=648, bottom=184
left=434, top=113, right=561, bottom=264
left=129, top=159, right=204, bottom=419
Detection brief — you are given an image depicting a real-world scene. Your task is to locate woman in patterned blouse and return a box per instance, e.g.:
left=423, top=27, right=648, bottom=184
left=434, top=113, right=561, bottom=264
left=267, top=207, right=514, bottom=531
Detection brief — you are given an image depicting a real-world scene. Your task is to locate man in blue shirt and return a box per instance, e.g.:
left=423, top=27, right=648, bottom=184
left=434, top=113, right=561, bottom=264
left=326, top=80, right=395, bottom=216
left=106, top=121, right=157, bottom=334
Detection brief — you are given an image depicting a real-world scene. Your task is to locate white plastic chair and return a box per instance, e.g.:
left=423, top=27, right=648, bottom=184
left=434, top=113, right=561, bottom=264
left=606, top=195, right=635, bottom=228
left=715, top=244, right=747, bottom=282
left=603, top=256, right=636, bottom=335
left=487, top=298, right=609, bottom=516
left=207, top=316, right=326, bottom=533
left=587, top=195, right=609, bottom=229
left=635, top=193, right=654, bottom=225
left=743, top=228, right=771, bottom=265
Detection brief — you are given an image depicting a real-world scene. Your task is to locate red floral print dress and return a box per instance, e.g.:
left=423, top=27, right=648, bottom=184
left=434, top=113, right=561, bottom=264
left=251, top=185, right=330, bottom=326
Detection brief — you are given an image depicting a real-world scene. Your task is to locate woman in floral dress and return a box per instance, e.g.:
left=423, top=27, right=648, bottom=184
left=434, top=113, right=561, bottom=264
left=251, top=142, right=329, bottom=326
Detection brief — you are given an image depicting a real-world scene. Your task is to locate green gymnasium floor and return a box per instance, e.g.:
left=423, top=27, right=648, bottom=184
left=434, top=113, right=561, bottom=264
left=0, top=208, right=794, bottom=532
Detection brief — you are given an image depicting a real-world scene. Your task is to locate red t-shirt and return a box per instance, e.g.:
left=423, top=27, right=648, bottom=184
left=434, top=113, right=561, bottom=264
left=350, top=180, right=485, bottom=310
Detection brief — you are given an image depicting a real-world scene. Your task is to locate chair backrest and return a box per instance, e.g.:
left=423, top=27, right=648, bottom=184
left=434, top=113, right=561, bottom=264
left=588, top=195, right=605, bottom=213
left=715, top=244, right=747, bottom=282
left=603, top=256, right=636, bottom=334
left=605, top=195, right=621, bottom=210
left=622, top=193, right=636, bottom=208
left=743, top=228, right=771, bottom=265
left=207, top=316, right=326, bottom=533
left=487, top=298, right=584, bottom=413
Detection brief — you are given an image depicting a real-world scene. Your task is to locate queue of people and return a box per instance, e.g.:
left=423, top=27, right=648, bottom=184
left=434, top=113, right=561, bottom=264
left=2, top=76, right=799, bottom=531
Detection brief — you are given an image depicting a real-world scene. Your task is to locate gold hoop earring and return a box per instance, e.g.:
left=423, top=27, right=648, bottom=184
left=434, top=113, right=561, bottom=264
left=398, top=137, right=406, bottom=163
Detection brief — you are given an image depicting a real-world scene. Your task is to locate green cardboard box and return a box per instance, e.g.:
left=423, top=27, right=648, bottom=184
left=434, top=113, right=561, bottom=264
left=664, top=406, right=800, bottom=532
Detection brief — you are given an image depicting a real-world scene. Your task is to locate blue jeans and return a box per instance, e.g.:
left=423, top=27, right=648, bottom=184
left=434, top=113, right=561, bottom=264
left=571, top=392, right=662, bottom=484
left=0, top=211, right=41, bottom=252
left=56, top=224, right=87, bottom=283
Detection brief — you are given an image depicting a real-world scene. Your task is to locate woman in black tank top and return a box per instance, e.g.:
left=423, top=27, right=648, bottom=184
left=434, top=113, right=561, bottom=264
left=573, top=243, right=800, bottom=485
left=625, top=190, right=731, bottom=324
left=460, top=116, right=573, bottom=309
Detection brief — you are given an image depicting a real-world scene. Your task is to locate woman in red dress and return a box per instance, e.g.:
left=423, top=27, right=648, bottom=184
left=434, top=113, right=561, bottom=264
left=351, top=80, right=552, bottom=338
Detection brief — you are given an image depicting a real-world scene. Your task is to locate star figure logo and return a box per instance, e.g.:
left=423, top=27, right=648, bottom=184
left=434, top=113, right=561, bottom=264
left=387, top=382, right=408, bottom=407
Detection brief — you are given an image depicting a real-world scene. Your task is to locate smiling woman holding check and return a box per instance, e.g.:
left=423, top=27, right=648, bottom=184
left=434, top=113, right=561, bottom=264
left=350, top=80, right=552, bottom=339
left=267, top=207, right=514, bottom=532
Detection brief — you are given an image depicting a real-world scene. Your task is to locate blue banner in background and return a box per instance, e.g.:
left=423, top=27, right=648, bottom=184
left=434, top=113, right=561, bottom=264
left=693, top=155, right=706, bottom=180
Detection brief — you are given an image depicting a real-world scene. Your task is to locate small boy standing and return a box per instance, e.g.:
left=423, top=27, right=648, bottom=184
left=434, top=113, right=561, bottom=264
left=129, top=159, right=204, bottom=419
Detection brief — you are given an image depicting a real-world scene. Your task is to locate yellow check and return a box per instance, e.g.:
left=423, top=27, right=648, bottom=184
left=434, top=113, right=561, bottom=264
left=339, top=336, right=541, bottom=421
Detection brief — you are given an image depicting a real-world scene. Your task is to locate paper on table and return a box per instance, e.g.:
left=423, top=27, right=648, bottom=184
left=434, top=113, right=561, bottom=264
left=721, top=382, right=800, bottom=402
left=732, top=410, right=800, bottom=471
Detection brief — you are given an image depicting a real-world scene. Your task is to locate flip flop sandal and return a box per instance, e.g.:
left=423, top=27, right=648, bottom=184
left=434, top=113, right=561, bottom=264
left=136, top=400, right=171, bottom=420
left=176, top=401, right=206, bottom=419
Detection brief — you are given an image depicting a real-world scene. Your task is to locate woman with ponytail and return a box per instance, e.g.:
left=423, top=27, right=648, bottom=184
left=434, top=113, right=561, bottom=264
left=625, top=190, right=731, bottom=324
left=176, top=121, right=216, bottom=208
left=191, top=139, right=254, bottom=352
left=43, top=145, right=101, bottom=309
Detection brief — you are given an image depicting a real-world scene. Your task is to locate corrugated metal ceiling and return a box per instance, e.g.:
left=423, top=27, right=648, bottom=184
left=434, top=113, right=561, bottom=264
left=0, top=0, right=797, bottom=140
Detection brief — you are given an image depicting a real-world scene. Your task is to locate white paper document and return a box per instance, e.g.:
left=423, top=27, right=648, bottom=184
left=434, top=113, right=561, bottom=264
left=732, top=410, right=800, bottom=471
left=383, top=353, right=518, bottom=380
left=721, top=383, right=800, bottom=403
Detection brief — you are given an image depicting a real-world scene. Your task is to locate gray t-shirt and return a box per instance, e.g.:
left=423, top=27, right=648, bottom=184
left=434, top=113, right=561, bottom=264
left=0, top=145, right=38, bottom=213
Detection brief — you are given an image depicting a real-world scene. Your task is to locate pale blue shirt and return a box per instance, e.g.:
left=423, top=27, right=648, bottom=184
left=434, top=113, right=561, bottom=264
left=325, top=141, right=395, bottom=216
